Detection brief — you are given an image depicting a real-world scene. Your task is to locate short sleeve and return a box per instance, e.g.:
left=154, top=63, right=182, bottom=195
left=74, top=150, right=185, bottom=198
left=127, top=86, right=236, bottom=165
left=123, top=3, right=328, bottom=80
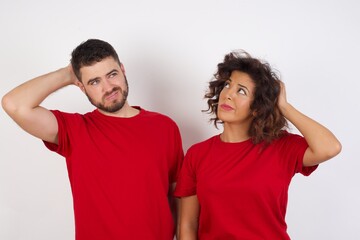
left=174, top=147, right=197, bottom=197
left=43, top=110, right=71, bottom=158
left=282, top=132, right=318, bottom=176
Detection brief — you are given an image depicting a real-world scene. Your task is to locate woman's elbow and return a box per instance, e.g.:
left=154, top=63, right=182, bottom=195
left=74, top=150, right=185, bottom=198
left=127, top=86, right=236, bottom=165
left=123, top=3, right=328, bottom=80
left=319, top=140, right=342, bottom=163
left=328, top=140, right=342, bottom=159
left=304, top=141, right=342, bottom=166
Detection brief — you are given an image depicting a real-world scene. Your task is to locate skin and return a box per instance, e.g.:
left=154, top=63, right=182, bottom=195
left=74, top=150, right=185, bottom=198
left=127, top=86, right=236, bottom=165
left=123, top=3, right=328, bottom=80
left=177, top=70, right=342, bottom=240
left=217, top=71, right=255, bottom=143
left=76, top=57, right=132, bottom=115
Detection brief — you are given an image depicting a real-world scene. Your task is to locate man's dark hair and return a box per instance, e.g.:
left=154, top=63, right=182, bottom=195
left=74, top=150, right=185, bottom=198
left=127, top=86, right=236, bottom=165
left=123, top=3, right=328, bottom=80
left=204, top=50, right=287, bottom=144
left=70, top=39, right=121, bottom=81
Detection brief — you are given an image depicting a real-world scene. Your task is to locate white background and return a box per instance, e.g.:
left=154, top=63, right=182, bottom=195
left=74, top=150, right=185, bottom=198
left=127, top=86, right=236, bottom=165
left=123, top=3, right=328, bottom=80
left=1, top=0, right=359, bottom=239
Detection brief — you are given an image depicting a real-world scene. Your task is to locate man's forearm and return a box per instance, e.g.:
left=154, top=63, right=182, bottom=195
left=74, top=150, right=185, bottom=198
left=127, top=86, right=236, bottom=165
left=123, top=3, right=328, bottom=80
left=2, top=66, right=78, bottom=143
left=2, top=66, right=76, bottom=114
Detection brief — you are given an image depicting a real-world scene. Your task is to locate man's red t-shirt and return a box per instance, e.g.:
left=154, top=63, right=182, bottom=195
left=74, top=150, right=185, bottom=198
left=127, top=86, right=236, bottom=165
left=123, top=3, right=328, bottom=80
left=45, top=107, right=183, bottom=240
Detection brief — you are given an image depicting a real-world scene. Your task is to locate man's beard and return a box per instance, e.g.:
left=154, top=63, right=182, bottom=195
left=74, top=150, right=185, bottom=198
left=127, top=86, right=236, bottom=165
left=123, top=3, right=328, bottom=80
left=86, top=77, right=129, bottom=113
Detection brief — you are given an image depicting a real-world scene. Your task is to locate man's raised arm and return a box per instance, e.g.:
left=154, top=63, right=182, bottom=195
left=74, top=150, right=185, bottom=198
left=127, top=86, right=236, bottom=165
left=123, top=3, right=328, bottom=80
left=2, top=65, right=77, bottom=144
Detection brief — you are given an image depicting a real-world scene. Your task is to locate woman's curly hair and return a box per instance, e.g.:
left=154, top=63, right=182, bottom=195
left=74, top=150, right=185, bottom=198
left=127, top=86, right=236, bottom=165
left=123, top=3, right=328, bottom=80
left=204, top=50, right=288, bottom=144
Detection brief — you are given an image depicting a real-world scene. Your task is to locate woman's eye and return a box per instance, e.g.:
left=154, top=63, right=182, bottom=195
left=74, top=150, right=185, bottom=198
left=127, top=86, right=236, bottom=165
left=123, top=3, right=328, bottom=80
left=238, top=88, right=246, bottom=95
left=224, top=82, right=230, bottom=88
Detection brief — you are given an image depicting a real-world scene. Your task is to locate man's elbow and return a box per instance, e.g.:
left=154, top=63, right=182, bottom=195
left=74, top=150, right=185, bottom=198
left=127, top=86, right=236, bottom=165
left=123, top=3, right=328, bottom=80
left=1, top=93, right=17, bottom=116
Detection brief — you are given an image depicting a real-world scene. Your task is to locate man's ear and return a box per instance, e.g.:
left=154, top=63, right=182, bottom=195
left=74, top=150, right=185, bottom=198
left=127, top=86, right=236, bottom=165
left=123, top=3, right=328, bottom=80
left=120, top=63, right=126, bottom=75
left=75, top=80, right=85, bottom=93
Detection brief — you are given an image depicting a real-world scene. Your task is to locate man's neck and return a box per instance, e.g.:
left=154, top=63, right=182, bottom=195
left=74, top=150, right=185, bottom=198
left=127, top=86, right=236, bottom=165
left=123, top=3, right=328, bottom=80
left=98, top=102, right=140, bottom=118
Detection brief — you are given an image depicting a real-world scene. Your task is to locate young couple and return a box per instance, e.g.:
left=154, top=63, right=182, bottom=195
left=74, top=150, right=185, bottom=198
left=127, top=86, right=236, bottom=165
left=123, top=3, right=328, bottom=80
left=2, top=39, right=341, bottom=240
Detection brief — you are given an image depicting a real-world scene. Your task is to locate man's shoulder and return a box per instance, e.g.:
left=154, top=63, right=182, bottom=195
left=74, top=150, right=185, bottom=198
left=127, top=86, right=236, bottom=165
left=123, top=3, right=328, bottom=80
left=140, top=108, right=178, bottom=125
left=50, top=109, right=96, bottom=122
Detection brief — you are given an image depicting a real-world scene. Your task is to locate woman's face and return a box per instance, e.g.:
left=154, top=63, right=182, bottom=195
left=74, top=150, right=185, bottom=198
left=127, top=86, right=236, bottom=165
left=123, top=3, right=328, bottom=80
left=217, top=70, right=255, bottom=127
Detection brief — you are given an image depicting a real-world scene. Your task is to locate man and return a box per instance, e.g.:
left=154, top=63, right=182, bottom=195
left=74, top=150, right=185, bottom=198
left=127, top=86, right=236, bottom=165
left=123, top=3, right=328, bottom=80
left=2, top=39, right=184, bottom=240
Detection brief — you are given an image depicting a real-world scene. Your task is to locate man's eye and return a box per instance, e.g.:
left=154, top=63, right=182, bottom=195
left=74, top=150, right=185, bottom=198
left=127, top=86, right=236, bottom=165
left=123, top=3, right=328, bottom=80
left=90, top=80, right=99, bottom=85
left=109, top=73, right=117, bottom=78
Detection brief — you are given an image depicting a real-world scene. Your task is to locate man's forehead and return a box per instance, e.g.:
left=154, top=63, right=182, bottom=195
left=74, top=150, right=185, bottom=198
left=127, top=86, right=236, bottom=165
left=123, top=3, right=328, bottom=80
left=81, top=57, right=120, bottom=74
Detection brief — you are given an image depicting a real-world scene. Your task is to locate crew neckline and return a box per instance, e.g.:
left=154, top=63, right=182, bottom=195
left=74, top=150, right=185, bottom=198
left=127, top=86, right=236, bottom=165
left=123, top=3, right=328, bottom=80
left=93, top=106, right=143, bottom=119
left=215, top=134, right=253, bottom=145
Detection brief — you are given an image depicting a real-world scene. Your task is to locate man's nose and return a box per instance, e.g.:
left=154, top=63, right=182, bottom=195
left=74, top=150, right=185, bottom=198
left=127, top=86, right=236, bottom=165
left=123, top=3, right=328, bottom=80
left=102, top=79, right=114, bottom=93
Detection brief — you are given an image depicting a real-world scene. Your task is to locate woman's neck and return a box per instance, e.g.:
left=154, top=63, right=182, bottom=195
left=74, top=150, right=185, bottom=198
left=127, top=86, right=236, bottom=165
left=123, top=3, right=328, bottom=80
left=221, top=123, right=251, bottom=143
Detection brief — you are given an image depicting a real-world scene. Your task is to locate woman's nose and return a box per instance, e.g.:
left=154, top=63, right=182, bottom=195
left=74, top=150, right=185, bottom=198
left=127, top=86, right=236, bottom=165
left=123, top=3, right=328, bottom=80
left=225, top=88, right=235, bottom=100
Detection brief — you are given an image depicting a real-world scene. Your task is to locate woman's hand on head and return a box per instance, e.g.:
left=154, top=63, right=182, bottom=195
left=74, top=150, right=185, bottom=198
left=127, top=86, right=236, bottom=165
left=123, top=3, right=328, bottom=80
left=277, top=81, right=290, bottom=113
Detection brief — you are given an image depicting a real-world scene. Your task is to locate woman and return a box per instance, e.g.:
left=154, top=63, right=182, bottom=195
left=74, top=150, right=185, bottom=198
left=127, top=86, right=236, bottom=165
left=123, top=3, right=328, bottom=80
left=174, top=51, right=341, bottom=239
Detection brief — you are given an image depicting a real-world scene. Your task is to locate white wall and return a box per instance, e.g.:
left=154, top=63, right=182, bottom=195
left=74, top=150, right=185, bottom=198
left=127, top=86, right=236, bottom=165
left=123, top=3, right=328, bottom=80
left=1, top=0, right=359, bottom=239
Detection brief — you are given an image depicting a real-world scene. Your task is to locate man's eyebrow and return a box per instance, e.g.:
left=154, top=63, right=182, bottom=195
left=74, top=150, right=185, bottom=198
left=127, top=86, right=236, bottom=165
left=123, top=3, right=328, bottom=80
left=87, top=77, right=100, bottom=85
left=106, top=69, right=119, bottom=77
left=86, top=69, right=119, bottom=85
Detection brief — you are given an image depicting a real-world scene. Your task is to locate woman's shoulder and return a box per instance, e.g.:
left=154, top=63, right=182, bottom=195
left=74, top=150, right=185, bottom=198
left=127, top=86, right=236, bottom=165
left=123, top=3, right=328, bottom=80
left=187, top=135, right=219, bottom=152
left=276, top=130, right=304, bottom=142
left=269, top=130, right=307, bottom=150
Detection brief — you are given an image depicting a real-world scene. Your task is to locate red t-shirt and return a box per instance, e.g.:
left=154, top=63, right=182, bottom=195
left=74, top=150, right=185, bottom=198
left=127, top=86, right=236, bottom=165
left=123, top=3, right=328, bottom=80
left=44, top=107, right=183, bottom=240
left=174, top=132, right=317, bottom=240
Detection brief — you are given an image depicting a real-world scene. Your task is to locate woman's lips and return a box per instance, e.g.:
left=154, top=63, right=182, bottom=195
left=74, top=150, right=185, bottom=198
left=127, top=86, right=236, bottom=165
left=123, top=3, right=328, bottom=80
left=220, top=104, right=234, bottom=111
